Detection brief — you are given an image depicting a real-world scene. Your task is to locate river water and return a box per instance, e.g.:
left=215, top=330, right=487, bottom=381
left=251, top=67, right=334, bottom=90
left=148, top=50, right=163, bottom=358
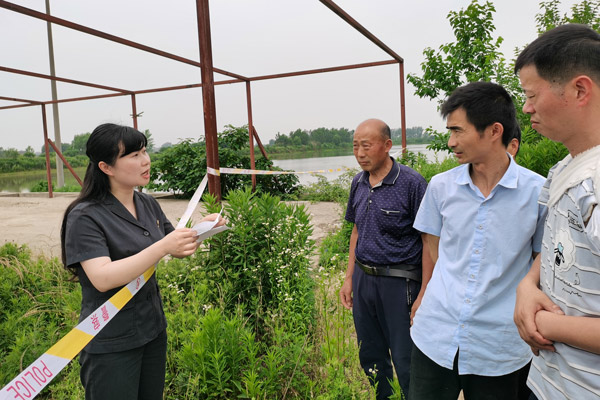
left=272, top=144, right=440, bottom=185
left=0, top=144, right=444, bottom=192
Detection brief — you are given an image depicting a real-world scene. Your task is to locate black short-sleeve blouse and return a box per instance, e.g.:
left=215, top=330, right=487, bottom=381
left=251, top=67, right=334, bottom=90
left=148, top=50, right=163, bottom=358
left=65, top=191, right=174, bottom=354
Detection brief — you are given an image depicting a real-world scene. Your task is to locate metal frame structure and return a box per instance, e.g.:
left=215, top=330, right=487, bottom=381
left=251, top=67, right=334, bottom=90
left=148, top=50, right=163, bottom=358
left=0, top=0, right=407, bottom=199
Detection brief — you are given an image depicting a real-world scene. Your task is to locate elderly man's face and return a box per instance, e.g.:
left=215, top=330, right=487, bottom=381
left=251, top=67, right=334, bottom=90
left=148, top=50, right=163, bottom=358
left=352, top=122, right=392, bottom=174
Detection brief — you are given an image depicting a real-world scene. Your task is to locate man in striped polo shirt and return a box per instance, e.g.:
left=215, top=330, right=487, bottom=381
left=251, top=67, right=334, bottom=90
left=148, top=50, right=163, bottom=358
left=514, top=23, right=600, bottom=399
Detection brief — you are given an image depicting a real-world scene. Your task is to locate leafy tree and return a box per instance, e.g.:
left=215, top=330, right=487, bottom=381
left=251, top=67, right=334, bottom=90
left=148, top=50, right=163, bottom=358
left=144, top=129, right=155, bottom=153
left=149, top=125, right=299, bottom=198
left=274, top=132, right=292, bottom=146
left=408, top=0, right=600, bottom=160
left=391, top=126, right=432, bottom=143
left=158, top=142, right=172, bottom=153
left=536, top=0, right=600, bottom=32
left=407, top=1, right=516, bottom=106
left=2, top=148, right=19, bottom=158
left=407, top=0, right=519, bottom=152
left=63, top=133, right=90, bottom=156
left=23, top=146, right=36, bottom=158
left=290, top=128, right=310, bottom=146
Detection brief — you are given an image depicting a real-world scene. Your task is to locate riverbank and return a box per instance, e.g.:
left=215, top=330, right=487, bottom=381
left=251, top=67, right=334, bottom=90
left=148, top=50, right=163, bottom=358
left=0, top=193, right=342, bottom=258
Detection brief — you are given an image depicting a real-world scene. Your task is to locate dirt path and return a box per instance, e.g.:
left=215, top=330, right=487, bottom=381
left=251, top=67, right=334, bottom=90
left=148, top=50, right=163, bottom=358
left=0, top=193, right=342, bottom=258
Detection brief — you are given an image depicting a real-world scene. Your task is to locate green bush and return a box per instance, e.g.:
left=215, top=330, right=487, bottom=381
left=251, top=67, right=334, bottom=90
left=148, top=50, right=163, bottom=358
left=0, top=243, right=83, bottom=397
left=0, top=189, right=374, bottom=399
left=201, top=188, right=315, bottom=334
left=30, top=180, right=82, bottom=193
left=398, top=150, right=459, bottom=182
left=149, top=125, right=299, bottom=199
left=157, top=189, right=320, bottom=398
left=0, top=155, right=88, bottom=173
left=298, top=169, right=357, bottom=203
left=515, top=129, right=568, bottom=178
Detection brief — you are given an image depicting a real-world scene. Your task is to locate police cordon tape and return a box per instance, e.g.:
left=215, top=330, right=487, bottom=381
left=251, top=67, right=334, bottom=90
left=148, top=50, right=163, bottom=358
left=0, top=176, right=209, bottom=400
left=206, top=166, right=354, bottom=176
left=0, top=267, right=157, bottom=400
left=0, top=158, right=381, bottom=399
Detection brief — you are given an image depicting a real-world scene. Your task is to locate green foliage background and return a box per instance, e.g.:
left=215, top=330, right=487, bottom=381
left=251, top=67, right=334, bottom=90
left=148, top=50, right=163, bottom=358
left=149, top=125, right=299, bottom=199
left=407, top=0, right=599, bottom=173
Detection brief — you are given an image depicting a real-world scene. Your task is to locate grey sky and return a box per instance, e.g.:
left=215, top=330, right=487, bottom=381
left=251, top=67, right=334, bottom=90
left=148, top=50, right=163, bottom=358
left=0, top=0, right=581, bottom=151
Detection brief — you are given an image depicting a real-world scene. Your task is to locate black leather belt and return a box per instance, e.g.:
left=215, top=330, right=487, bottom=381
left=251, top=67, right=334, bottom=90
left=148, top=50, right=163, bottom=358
left=355, top=259, right=421, bottom=282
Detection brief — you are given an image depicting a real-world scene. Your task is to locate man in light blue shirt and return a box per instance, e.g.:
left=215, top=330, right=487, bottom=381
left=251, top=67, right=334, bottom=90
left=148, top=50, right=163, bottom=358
left=409, top=81, right=547, bottom=400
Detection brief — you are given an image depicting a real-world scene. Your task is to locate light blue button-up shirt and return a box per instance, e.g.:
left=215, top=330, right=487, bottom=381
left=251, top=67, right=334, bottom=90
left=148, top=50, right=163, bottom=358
left=412, top=155, right=547, bottom=376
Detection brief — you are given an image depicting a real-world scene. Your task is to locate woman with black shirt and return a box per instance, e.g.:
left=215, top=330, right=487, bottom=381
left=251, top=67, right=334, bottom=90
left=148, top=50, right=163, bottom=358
left=61, top=123, right=222, bottom=399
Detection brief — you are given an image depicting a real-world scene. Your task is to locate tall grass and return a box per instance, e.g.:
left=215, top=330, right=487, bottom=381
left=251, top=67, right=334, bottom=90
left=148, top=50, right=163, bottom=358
left=0, top=189, right=377, bottom=399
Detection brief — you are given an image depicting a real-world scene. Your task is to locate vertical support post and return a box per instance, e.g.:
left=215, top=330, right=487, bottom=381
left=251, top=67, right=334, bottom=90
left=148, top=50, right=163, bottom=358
left=246, top=81, right=256, bottom=190
left=196, top=0, right=221, bottom=200
left=399, top=62, right=407, bottom=157
left=41, top=104, right=54, bottom=198
left=46, top=0, right=64, bottom=188
left=131, top=94, right=138, bottom=130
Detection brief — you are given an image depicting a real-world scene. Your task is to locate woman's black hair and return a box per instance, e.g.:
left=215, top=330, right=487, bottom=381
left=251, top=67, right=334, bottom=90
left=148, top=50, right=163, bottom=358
left=60, top=123, right=147, bottom=275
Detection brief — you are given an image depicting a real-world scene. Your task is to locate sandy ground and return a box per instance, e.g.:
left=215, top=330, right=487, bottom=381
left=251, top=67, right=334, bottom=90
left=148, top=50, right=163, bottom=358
left=0, top=193, right=342, bottom=258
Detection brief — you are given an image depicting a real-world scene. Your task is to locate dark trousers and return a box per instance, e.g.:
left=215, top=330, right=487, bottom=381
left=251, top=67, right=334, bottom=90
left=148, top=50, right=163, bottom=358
left=79, top=330, right=167, bottom=400
left=352, top=266, right=419, bottom=399
left=409, top=344, right=532, bottom=400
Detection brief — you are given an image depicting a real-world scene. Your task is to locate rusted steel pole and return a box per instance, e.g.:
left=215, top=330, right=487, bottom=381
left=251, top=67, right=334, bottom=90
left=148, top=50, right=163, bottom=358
left=47, top=139, right=83, bottom=186
left=252, top=126, right=269, bottom=160
left=246, top=81, right=256, bottom=190
left=399, top=62, right=407, bottom=156
left=131, top=94, right=138, bottom=130
left=41, top=105, right=53, bottom=198
left=196, top=0, right=221, bottom=200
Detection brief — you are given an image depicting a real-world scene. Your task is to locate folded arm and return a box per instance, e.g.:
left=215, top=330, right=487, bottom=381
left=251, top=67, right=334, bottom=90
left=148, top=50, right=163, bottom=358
left=514, top=254, right=564, bottom=355
left=536, top=311, right=600, bottom=354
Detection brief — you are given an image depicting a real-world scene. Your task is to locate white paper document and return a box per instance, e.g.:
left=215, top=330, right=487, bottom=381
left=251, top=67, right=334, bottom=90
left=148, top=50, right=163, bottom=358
left=191, top=211, right=230, bottom=242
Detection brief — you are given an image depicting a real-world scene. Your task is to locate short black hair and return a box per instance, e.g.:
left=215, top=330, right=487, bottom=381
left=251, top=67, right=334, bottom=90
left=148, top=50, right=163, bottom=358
left=515, top=23, right=600, bottom=84
left=441, top=81, right=516, bottom=147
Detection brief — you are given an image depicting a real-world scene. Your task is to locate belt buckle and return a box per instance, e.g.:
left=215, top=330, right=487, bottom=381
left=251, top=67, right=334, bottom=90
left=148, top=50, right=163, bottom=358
left=368, top=263, right=378, bottom=276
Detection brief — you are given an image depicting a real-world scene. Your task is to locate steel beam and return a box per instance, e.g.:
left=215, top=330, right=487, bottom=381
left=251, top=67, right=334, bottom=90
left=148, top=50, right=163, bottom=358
left=318, top=0, right=403, bottom=62
left=0, top=0, right=248, bottom=81
left=47, top=139, right=83, bottom=186
left=1, top=66, right=130, bottom=93
left=248, top=59, right=398, bottom=82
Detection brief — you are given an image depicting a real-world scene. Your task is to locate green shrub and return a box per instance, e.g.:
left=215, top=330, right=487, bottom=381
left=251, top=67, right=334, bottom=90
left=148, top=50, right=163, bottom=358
left=0, top=155, right=88, bottom=173
left=148, top=125, right=299, bottom=199
left=0, top=243, right=82, bottom=397
left=157, top=189, right=320, bottom=398
left=515, top=132, right=568, bottom=178
left=298, top=169, right=357, bottom=203
left=201, top=188, right=316, bottom=334
left=30, top=180, right=82, bottom=192
left=398, top=150, right=459, bottom=182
